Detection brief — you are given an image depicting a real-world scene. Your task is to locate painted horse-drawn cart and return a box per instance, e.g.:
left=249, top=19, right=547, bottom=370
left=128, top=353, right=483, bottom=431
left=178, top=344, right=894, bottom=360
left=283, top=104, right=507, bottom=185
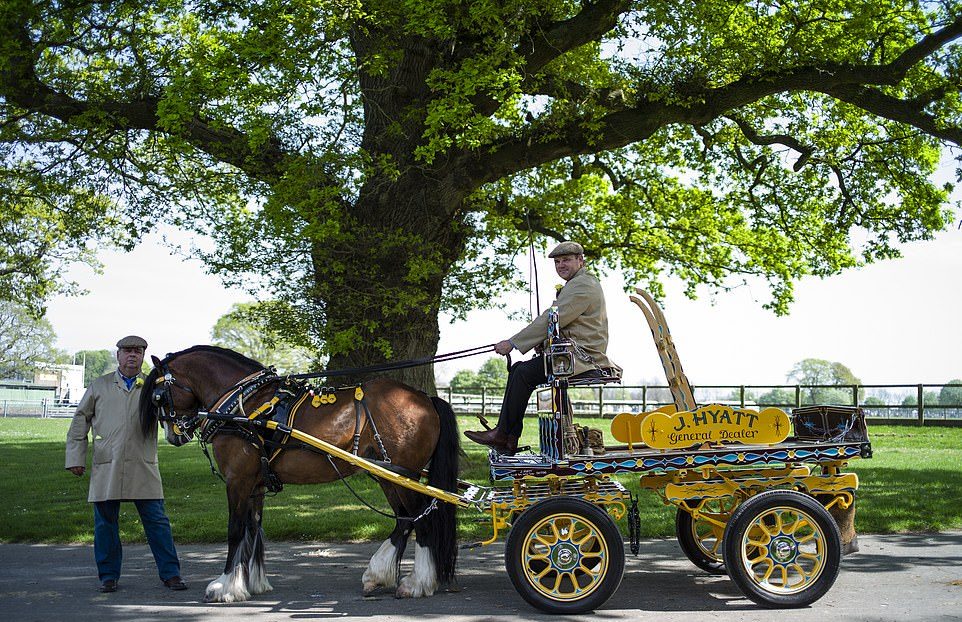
left=141, top=287, right=871, bottom=613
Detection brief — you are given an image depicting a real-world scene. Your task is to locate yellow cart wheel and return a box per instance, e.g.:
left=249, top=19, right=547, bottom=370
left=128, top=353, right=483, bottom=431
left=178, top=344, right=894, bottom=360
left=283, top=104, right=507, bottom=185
left=675, top=497, right=738, bottom=575
left=722, top=490, right=841, bottom=608
left=505, top=496, right=625, bottom=614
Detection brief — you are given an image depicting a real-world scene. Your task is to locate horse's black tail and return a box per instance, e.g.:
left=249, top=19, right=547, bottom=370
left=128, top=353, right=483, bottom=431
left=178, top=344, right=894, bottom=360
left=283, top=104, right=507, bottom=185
left=425, top=396, right=460, bottom=585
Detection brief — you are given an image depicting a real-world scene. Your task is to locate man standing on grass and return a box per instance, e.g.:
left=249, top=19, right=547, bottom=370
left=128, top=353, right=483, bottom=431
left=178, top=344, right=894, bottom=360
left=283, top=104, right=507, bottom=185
left=65, top=335, right=187, bottom=593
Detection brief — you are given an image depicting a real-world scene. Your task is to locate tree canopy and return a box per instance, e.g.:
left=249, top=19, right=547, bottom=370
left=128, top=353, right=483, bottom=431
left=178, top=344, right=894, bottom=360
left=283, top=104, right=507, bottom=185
left=0, top=301, right=65, bottom=378
left=2, top=0, right=960, bottom=389
left=74, top=348, right=115, bottom=385
left=211, top=302, right=316, bottom=373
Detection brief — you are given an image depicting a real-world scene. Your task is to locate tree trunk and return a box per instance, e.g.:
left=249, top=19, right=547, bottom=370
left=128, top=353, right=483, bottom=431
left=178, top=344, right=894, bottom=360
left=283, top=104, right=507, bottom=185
left=317, top=172, right=469, bottom=395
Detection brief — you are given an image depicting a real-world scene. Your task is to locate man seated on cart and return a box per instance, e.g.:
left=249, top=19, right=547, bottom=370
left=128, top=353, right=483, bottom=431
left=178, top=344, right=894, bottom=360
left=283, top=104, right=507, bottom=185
left=465, top=241, right=620, bottom=455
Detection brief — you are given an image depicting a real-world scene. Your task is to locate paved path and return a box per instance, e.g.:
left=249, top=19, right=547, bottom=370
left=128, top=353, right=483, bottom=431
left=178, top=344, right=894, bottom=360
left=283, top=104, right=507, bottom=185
left=1, top=532, right=960, bottom=621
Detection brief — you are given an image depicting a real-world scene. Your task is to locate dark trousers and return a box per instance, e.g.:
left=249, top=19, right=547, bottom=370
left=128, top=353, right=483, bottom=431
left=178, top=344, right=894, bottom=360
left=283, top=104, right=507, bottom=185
left=496, top=358, right=546, bottom=438
left=496, top=359, right=608, bottom=438
left=93, top=499, right=181, bottom=582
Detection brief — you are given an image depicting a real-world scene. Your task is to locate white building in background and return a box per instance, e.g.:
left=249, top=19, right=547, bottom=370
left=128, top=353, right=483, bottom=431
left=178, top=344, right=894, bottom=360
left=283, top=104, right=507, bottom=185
left=34, top=364, right=85, bottom=403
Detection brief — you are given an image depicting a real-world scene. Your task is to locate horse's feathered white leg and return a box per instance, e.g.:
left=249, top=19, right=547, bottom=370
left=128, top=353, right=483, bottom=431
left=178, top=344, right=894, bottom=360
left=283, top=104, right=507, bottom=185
left=362, top=538, right=399, bottom=594
left=205, top=566, right=251, bottom=603
left=396, top=543, right=438, bottom=598
left=205, top=521, right=271, bottom=602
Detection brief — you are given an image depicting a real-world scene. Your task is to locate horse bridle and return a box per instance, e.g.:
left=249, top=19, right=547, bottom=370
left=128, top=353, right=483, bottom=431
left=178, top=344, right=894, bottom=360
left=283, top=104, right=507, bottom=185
left=151, top=364, right=204, bottom=438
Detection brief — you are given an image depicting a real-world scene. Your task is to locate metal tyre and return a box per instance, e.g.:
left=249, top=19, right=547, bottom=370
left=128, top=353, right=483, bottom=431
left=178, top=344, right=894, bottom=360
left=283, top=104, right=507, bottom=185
left=722, top=490, right=841, bottom=608
left=675, top=498, right=735, bottom=575
left=505, top=496, right=625, bottom=614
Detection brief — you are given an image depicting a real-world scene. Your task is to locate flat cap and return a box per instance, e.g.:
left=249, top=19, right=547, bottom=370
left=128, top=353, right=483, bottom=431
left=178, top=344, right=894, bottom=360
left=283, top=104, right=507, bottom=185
left=116, top=335, right=148, bottom=349
left=548, top=241, right=584, bottom=258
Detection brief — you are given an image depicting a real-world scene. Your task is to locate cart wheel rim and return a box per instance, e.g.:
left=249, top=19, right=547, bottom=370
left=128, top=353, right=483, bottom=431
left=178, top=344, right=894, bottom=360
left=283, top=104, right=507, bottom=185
left=519, top=512, right=610, bottom=602
left=691, top=497, right=737, bottom=562
left=739, top=506, right=827, bottom=595
left=691, top=516, right=725, bottom=561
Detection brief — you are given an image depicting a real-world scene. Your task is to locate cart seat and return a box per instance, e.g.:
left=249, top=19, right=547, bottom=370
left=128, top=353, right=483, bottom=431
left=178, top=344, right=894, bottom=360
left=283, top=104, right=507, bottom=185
left=568, top=367, right=622, bottom=387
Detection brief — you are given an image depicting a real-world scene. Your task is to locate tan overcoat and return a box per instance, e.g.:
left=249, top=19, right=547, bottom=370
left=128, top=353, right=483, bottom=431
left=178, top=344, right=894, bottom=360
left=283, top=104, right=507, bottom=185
left=65, top=371, right=164, bottom=502
left=510, top=267, right=619, bottom=376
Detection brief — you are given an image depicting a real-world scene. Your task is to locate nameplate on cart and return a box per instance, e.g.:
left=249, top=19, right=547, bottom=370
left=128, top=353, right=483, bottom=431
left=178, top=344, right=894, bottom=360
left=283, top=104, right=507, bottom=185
left=640, top=404, right=790, bottom=449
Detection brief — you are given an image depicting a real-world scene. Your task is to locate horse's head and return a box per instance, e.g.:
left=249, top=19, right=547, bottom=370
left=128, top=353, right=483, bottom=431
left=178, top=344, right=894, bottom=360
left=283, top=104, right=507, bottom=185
left=140, top=355, right=202, bottom=446
left=139, top=345, right=269, bottom=446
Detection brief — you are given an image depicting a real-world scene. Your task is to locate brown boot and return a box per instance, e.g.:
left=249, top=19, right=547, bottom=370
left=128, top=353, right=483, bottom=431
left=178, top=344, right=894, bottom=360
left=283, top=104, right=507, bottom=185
left=464, top=428, right=519, bottom=454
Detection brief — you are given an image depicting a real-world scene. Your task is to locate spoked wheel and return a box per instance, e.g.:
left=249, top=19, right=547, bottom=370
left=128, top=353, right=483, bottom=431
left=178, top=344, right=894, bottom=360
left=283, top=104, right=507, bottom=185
left=675, top=496, right=738, bottom=575
left=722, top=490, right=841, bottom=608
left=505, top=496, right=625, bottom=614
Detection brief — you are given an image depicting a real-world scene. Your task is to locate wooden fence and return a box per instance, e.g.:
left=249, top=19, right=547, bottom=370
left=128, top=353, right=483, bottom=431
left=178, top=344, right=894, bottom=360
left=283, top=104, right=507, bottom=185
left=439, top=383, right=962, bottom=426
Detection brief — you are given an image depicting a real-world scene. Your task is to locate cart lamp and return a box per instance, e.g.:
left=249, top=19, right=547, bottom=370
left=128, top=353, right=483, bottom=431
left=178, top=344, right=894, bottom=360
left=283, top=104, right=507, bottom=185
left=545, top=340, right=575, bottom=378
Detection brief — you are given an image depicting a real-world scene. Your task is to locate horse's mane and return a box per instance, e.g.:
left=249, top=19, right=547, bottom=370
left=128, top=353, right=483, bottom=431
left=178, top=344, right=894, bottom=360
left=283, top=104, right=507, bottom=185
left=139, top=345, right=268, bottom=436
left=155, top=344, right=269, bottom=370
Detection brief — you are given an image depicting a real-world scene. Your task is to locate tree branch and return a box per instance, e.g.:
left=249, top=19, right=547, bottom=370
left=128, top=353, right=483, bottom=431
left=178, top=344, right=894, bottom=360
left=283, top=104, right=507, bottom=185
left=467, top=15, right=962, bottom=184
left=518, top=0, right=633, bottom=78
left=726, top=115, right=815, bottom=172
left=0, top=11, right=291, bottom=183
left=826, top=85, right=962, bottom=145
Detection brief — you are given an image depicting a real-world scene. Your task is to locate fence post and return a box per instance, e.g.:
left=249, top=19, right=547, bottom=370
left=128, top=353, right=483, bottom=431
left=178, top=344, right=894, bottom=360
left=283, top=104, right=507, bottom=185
left=42, top=398, right=47, bottom=418
left=739, top=385, right=745, bottom=408
left=918, top=384, right=924, bottom=424
left=481, top=387, right=487, bottom=417
left=597, top=387, right=604, bottom=418
left=853, top=385, right=859, bottom=407
left=446, top=386, right=452, bottom=405
left=795, top=385, right=801, bottom=408
left=642, top=386, right=647, bottom=412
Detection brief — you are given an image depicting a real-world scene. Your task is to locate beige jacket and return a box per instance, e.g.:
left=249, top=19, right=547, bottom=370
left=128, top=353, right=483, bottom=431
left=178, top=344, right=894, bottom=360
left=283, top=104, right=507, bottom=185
left=65, top=371, right=164, bottom=502
left=510, top=267, right=619, bottom=376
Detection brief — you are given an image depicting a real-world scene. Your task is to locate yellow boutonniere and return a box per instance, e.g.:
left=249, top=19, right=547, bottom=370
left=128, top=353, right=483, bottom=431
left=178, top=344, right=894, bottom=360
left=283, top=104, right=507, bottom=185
left=135, top=377, right=145, bottom=388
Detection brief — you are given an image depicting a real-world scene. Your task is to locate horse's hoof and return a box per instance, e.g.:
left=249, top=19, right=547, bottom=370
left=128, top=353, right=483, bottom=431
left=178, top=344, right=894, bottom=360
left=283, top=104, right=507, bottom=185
left=205, top=574, right=251, bottom=603
left=842, top=535, right=860, bottom=555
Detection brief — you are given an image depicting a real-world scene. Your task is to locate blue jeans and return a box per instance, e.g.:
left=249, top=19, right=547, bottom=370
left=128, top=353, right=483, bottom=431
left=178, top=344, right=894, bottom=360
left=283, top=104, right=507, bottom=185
left=93, top=499, right=181, bottom=582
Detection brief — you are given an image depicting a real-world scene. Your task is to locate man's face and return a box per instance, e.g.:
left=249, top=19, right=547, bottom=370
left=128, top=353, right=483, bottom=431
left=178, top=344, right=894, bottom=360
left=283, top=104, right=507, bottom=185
left=553, top=254, right=585, bottom=281
left=117, top=347, right=145, bottom=377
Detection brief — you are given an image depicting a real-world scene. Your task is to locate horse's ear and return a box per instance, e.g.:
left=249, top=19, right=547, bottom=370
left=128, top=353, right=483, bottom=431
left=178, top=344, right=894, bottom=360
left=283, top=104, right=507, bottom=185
left=151, top=355, right=162, bottom=368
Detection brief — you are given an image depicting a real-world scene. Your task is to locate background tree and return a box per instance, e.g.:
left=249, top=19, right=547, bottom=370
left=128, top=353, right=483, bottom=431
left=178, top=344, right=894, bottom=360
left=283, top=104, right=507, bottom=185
left=0, top=172, right=131, bottom=314
left=0, top=301, right=65, bottom=378
left=902, top=391, right=940, bottom=406
left=3, top=1, right=961, bottom=392
left=939, top=380, right=962, bottom=406
left=447, top=356, right=510, bottom=391
left=211, top=302, right=316, bottom=374
left=74, top=349, right=116, bottom=386
left=788, top=358, right=862, bottom=404
left=756, top=387, right=797, bottom=407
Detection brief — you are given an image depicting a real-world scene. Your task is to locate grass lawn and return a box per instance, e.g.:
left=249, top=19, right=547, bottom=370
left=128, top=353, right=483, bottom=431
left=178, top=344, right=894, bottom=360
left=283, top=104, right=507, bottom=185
left=0, top=417, right=959, bottom=544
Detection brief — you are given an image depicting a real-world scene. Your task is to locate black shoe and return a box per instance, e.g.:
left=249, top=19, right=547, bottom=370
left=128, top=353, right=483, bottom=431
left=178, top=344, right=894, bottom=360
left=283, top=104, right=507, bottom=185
left=99, top=579, right=118, bottom=593
left=163, top=576, right=188, bottom=590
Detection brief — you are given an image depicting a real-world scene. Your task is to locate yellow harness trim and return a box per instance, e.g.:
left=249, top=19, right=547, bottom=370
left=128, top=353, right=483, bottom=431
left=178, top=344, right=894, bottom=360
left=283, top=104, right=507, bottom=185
left=248, top=396, right=279, bottom=420
left=355, top=386, right=364, bottom=401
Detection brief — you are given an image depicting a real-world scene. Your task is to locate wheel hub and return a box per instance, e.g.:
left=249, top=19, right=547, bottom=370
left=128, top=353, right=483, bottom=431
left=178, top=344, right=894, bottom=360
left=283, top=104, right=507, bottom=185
left=769, top=535, right=797, bottom=563
left=551, top=542, right=580, bottom=572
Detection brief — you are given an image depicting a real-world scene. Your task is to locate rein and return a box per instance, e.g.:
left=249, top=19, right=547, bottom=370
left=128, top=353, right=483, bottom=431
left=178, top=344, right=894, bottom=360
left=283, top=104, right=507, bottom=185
left=287, top=343, right=496, bottom=380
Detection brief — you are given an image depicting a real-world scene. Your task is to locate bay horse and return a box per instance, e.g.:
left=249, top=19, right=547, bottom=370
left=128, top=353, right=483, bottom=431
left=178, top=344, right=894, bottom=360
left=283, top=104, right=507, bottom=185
left=138, top=345, right=459, bottom=603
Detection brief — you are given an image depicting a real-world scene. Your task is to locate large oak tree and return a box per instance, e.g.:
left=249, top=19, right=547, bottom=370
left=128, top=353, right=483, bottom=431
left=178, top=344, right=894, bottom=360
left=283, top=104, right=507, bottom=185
left=2, top=0, right=960, bottom=389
